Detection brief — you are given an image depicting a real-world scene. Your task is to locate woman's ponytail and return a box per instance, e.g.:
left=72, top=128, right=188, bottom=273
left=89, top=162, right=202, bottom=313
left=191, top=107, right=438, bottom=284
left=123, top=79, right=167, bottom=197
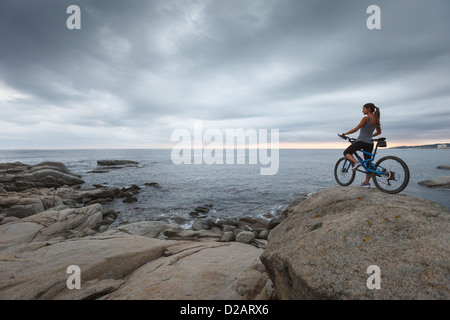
left=374, top=106, right=381, bottom=126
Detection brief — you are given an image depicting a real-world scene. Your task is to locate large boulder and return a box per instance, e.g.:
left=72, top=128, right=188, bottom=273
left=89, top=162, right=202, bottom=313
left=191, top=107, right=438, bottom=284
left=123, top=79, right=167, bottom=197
left=56, top=186, right=119, bottom=206
left=0, top=188, right=64, bottom=219
left=29, top=162, right=76, bottom=175
left=0, top=204, right=104, bottom=248
left=0, top=185, right=123, bottom=220
left=103, top=221, right=178, bottom=238
left=236, top=231, right=255, bottom=244
left=260, top=187, right=450, bottom=300
left=102, top=240, right=270, bottom=300
left=0, top=162, right=84, bottom=191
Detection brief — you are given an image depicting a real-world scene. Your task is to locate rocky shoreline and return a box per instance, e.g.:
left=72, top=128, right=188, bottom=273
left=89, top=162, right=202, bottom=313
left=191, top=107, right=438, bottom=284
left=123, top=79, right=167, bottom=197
left=0, top=161, right=280, bottom=246
left=0, top=161, right=281, bottom=299
left=1, top=161, right=449, bottom=300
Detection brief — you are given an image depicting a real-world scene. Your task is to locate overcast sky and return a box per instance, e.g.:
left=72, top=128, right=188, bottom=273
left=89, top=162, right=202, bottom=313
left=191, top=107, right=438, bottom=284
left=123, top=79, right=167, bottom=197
left=0, top=0, right=449, bottom=149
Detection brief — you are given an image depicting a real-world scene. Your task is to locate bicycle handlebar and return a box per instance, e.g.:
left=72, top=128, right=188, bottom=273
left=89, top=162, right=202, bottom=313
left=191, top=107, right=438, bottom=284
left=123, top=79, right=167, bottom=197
left=337, top=133, right=357, bottom=144
left=337, top=133, right=354, bottom=141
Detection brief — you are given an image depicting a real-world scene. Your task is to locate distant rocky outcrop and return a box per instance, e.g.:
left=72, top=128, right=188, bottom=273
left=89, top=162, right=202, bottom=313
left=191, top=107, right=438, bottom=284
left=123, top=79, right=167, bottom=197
left=97, top=160, right=138, bottom=166
left=418, top=165, right=450, bottom=189
left=0, top=162, right=84, bottom=192
left=260, top=187, right=450, bottom=300
left=418, top=176, right=450, bottom=189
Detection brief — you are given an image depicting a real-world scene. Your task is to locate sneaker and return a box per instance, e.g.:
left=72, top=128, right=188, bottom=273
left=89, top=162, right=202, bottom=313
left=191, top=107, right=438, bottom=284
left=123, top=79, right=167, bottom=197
left=360, top=182, right=371, bottom=188
left=352, top=161, right=362, bottom=172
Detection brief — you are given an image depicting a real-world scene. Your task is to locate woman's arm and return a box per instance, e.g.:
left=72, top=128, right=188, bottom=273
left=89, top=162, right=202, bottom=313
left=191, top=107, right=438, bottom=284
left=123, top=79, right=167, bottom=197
left=343, top=117, right=367, bottom=136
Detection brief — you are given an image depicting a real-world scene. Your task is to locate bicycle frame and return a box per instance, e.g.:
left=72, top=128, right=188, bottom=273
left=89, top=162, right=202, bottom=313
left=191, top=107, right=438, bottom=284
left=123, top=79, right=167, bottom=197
left=340, top=143, right=384, bottom=176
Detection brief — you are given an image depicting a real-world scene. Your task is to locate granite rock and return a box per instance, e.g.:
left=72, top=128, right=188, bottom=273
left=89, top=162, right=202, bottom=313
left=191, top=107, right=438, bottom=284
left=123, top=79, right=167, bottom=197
left=260, top=187, right=450, bottom=300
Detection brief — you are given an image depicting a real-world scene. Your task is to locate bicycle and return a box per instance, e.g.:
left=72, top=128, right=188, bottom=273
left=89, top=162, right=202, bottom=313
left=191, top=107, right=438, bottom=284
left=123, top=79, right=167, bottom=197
left=334, top=134, right=410, bottom=194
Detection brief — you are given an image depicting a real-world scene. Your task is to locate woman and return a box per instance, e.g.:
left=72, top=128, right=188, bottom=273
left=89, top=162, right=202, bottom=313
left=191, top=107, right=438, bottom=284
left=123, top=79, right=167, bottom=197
left=341, top=103, right=382, bottom=187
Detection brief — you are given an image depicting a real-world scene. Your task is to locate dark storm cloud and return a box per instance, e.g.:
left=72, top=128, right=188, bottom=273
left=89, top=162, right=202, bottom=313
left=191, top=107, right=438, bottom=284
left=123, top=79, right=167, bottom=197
left=0, top=0, right=449, bottom=148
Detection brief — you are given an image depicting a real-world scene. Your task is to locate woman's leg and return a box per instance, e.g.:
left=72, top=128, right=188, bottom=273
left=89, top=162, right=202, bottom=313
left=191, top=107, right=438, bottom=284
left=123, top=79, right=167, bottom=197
left=363, top=143, right=374, bottom=185
left=345, top=153, right=357, bottom=164
left=344, top=143, right=361, bottom=164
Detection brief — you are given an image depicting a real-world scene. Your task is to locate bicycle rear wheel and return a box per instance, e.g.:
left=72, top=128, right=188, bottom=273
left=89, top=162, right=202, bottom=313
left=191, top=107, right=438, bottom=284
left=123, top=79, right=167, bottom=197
left=373, top=156, right=410, bottom=194
left=334, top=157, right=356, bottom=186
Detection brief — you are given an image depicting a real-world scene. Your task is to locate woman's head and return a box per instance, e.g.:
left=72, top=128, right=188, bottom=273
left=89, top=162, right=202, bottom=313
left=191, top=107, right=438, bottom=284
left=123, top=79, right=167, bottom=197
left=363, top=103, right=381, bottom=126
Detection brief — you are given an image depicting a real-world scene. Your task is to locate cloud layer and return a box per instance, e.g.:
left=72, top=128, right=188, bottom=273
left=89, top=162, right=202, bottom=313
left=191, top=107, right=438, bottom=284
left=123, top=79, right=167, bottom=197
left=1, top=0, right=449, bottom=149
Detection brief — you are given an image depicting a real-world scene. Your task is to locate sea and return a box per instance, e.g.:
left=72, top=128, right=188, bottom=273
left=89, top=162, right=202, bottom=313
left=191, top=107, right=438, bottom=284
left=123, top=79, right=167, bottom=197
left=0, top=148, right=448, bottom=228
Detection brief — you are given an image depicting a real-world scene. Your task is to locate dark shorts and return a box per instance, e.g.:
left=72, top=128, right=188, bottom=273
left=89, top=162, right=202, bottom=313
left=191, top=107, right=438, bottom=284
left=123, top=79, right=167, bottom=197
left=344, top=141, right=374, bottom=160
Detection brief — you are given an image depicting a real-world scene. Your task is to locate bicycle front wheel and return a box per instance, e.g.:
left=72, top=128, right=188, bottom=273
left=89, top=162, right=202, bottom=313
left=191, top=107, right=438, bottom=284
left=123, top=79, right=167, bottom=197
left=334, top=157, right=356, bottom=186
left=373, top=156, right=410, bottom=194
